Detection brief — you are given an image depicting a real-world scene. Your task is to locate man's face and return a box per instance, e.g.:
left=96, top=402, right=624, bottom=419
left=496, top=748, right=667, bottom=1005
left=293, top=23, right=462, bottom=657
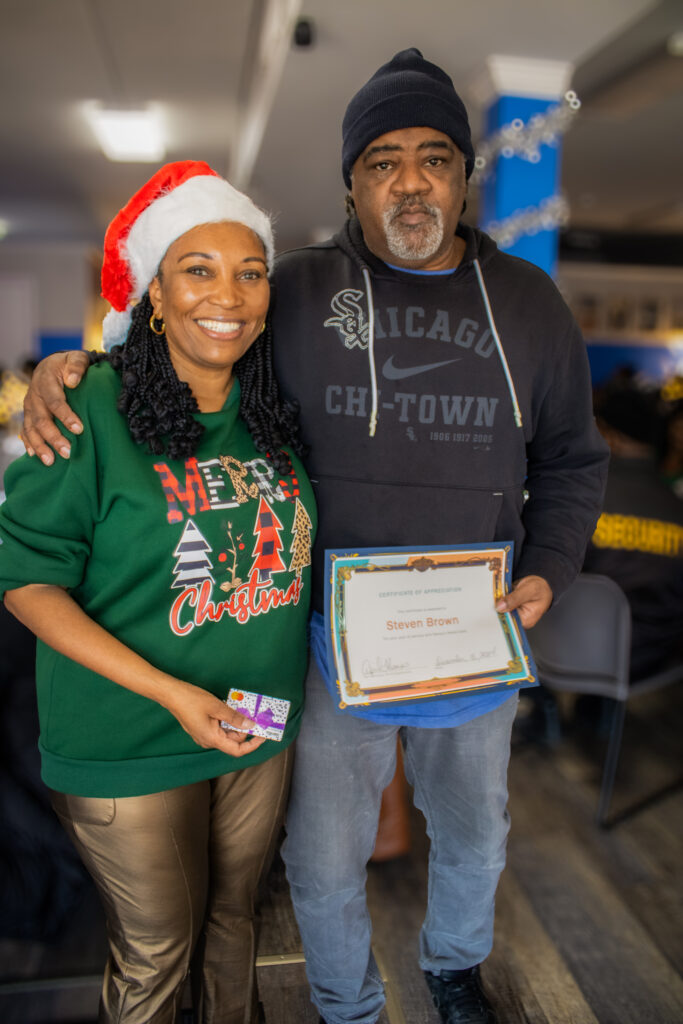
left=350, top=126, right=467, bottom=270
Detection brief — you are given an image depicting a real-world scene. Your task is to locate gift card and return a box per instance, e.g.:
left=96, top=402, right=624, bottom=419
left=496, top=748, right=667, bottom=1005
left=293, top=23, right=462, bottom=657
left=221, top=688, right=290, bottom=741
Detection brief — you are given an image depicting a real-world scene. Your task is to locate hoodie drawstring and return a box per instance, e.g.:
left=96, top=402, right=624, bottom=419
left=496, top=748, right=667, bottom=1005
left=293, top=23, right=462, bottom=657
left=473, top=258, right=523, bottom=429
left=362, top=266, right=379, bottom=437
left=361, top=254, right=523, bottom=438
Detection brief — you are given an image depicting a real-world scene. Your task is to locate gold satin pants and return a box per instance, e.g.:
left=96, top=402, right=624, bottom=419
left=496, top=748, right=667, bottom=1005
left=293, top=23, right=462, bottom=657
left=51, top=746, right=292, bottom=1024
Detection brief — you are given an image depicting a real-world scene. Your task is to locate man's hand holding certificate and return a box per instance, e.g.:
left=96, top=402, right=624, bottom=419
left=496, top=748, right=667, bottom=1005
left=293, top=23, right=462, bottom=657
left=325, top=543, right=538, bottom=708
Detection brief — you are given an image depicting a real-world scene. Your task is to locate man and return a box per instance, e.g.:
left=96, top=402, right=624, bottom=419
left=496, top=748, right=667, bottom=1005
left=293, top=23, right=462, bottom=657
left=585, top=377, right=683, bottom=680
left=22, top=49, right=607, bottom=1024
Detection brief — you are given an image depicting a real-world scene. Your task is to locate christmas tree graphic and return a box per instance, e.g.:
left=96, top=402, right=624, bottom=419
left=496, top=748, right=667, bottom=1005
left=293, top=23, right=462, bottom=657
left=171, top=519, right=215, bottom=590
left=289, top=498, right=313, bottom=576
left=219, top=522, right=245, bottom=592
left=251, top=497, right=287, bottom=584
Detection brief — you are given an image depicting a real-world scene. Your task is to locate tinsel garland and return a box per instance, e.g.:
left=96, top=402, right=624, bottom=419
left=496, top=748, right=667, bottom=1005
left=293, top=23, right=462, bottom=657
left=472, top=91, right=581, bottom=184
left=484, top=195, right=570, bottom=249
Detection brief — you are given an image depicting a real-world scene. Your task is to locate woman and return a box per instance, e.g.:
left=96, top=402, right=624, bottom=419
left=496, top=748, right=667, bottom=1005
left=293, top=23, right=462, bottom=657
left=0, top=161, right=316, bottom=1024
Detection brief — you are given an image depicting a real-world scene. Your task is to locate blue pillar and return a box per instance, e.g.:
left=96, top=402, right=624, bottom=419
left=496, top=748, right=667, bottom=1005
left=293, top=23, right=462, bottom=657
left=474, top=57, right=573, bottom=278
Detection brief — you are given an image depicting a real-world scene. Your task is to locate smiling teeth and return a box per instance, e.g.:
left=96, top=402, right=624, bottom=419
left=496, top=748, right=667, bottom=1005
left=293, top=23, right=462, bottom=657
left=198, top=319, right=241, bottom=333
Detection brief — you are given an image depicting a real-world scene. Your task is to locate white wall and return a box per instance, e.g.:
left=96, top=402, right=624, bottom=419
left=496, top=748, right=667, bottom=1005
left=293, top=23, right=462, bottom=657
left=0, top=273, right=36, bottom=368
left=0, top=241, right=90, bottom=366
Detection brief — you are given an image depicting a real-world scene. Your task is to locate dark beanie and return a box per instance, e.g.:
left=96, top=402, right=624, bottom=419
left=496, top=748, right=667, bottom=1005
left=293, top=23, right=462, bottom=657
left=342, top=48, right=475, bottom=188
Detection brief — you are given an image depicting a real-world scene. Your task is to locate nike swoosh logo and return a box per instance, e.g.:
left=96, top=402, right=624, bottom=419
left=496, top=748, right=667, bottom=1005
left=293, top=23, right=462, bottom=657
left=382, top=356, right=460, bottom=380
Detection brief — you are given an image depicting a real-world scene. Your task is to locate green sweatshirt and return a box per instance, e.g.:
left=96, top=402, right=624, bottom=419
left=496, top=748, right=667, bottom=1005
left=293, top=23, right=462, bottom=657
left=0, top=363, right=316, bottom=797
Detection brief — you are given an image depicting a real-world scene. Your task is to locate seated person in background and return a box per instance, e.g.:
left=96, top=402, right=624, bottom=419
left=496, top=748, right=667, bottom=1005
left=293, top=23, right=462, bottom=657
left=660, top=400, right=683, bottom=500
left=585, top=380, right=683, bottom=679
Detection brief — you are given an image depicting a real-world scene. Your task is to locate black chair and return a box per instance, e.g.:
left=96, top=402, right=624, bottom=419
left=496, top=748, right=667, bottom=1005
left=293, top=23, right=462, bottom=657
left=527, top=572, right=683, bottom=826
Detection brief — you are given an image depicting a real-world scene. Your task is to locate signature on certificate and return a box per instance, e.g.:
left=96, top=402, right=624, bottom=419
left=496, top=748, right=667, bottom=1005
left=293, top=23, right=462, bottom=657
left=436, top=648, right=498, bottom=669
left=361, top=656, right=411, bottom=678
left=435, top=654, right=468, bottom=668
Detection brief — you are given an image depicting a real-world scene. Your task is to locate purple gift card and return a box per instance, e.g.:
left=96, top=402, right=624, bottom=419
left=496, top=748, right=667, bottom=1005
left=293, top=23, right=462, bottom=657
left=221, top=688, right=290, bottom=741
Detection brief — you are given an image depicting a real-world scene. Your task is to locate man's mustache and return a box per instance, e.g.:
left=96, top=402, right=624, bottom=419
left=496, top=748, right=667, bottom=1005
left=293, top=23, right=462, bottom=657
left=388, top=199, right=438, bottom=221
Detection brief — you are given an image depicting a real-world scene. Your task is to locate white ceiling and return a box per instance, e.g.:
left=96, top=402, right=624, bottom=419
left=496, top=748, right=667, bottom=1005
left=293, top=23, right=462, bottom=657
left=1, top=0, right=681, bottom=251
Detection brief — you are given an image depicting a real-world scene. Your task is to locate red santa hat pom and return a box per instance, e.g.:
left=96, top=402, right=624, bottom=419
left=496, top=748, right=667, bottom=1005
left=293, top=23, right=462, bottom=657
left=100, top=160, right=275, bottom=350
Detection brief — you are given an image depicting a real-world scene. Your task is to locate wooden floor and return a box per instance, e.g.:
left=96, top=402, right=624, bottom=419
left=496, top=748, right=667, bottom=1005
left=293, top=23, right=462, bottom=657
left=1, top=686, right=682, bottom=1024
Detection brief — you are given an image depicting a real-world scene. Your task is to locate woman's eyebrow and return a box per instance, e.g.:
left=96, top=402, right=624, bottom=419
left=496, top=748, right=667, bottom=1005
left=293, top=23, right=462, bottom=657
left=176, top=252, right=266, bottom=266
left=176, top=250, right=214, bottom=261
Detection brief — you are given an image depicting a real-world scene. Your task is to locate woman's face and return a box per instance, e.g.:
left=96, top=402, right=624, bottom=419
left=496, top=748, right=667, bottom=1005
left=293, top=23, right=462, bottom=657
left=148, top=221, right=270, bottom=380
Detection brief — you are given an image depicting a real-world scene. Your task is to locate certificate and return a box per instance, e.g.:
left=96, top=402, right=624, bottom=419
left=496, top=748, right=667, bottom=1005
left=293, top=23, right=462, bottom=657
left=325, top=543, right=537, bottom=708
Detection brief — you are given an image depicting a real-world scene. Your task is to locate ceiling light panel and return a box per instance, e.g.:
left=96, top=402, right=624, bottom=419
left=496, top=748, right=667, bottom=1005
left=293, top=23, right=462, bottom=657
left=83, top=104, right=165, bottom=162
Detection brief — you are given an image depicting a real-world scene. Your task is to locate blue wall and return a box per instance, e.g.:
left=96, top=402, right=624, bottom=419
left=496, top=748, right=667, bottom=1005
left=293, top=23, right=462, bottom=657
left=39, top=333, right=83, bottom=358
left=481, top=96, right=561, bottom=278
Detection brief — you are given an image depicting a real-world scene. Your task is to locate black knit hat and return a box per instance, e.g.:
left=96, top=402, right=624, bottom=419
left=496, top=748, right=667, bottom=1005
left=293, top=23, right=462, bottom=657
left=342, top=48, right=475, bottom=188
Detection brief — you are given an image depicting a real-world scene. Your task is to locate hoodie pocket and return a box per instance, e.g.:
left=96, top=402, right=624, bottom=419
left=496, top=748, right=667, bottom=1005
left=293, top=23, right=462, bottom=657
left=314, top=475, right=508, bottom=549
left=481, top=491, right=505, bottom=541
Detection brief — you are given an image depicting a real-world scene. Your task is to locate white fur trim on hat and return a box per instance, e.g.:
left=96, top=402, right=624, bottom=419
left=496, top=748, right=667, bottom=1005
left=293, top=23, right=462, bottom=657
left=102, top=307, right=133, bottom=351
left=124, top=176, right=274, bottom=298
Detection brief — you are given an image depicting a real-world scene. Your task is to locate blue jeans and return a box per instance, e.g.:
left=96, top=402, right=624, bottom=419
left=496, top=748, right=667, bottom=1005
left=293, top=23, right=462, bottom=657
left=282, top=660, right=518, bottom=1024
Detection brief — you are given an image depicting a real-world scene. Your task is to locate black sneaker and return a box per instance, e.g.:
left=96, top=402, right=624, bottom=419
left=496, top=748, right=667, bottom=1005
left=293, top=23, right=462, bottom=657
left=424, top=965, right=498, bottom=1023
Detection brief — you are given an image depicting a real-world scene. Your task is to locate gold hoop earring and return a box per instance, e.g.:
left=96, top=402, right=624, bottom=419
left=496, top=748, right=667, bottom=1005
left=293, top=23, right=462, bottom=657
left=149, top=313, right=165, bottom=335
left=259, top=322, right=266, bottom=334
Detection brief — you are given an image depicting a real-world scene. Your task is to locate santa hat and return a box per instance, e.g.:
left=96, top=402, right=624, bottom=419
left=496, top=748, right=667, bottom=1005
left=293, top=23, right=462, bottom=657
left=100, top=160, right=275, bottom=350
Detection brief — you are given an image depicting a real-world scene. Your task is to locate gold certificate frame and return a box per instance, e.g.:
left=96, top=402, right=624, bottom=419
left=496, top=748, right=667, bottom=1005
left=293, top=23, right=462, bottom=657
left=326, top=544, right=536, bottom=708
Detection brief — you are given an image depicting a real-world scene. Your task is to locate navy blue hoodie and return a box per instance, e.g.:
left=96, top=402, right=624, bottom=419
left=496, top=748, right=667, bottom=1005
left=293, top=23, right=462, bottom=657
left=272, top=218, right=608, bottom=620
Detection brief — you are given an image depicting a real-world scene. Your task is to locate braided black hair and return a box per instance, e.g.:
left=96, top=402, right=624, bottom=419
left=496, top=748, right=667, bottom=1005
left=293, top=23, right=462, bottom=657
left=234, top=316, right=305, bottom=474
left=99, top=293, right=305, bottom=474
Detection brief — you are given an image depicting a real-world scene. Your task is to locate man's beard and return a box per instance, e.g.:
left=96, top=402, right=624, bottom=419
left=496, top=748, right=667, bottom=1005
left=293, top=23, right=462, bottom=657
left=382, top=200, right=444, bottom=261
